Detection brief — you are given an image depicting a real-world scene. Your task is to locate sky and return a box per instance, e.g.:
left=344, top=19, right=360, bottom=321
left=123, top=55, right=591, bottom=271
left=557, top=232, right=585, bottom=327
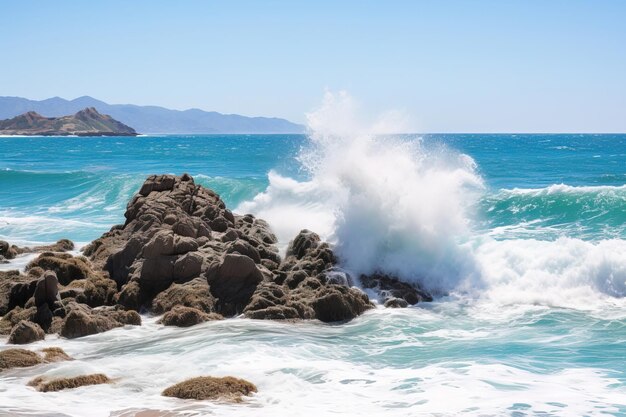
left=1, top=0, right=625, bottom=132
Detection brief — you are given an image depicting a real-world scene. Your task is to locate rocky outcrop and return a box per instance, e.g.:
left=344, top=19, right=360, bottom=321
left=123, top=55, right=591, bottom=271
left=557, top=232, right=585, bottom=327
left=1, top=173, right=434, bottom=342
left=28, top=374, right=111, bottom=392
left=83, top=174, right=280, bottom=316
left=244, top=229, right=373, bottom=322
left=162, top=376, right=257, bottom=401
left=360, top=273, right=432, bottom=306
left=8, top=320, right=45, bottom=344
left=0, top=347, right=71, bottom=371
left=151, top=278, right=215, bottom=314
left=41, top=347, right=72, bottom=362
left=59, top=302, right=141, bottom=339
left=1, top=239, right=75, bottom=264
left=0, top=348, right=42, bottom=370
left=159, top=306, right=222, bottom=327
left=27, top=253, right=93, bottom=286
left=0, top=108, right=137, bottom=136
left=0, top=240, right=17, bottom=262
left=0, top=270, right=38, bottom=316
left=84, top=175, right=377, bottom=322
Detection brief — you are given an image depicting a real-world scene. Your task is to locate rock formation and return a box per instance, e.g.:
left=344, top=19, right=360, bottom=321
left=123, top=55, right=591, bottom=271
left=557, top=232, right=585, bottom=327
left=1, top=173, right=433, bottom=341
left=0, top=107, right=138, bottom=136
left=28, top=373, right=111, bottom=392
left=162, top=376, right=257, bottom=401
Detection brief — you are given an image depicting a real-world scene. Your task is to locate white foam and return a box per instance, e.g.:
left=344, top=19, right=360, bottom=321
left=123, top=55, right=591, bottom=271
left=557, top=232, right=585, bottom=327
left=471, top=237, right=626, bottom=310
left=238, top=92, right=626, bottom=312
left=503, top=183, right=626, bottom=195
left=238, top=92, right=484, bottom=292
left=1, top=313, right=624, bottom=417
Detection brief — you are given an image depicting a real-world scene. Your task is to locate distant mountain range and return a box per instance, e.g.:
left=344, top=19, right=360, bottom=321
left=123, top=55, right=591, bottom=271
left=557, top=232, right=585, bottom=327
left=0, top=107, right=137, bottom=136
left=0, top=96, right=305, bottom=134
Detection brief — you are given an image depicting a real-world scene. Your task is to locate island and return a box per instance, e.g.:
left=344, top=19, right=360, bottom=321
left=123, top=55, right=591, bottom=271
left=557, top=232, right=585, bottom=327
left=0, top=107, right=138, bottom=136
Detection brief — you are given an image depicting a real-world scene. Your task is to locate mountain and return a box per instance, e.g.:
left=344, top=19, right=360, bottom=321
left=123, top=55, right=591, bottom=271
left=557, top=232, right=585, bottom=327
left=0, top=96, right=305, bottom=134
left=0, top=107, right=138, bottom=136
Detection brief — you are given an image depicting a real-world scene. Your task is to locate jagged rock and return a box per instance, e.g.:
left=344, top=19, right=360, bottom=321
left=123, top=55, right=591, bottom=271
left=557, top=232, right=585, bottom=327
left=0, top=240, right=17, bottom=260
left=383, top=297, right=409, bottom=308
left=244, top=230, right=374, bottom=322
left=160, top=306, right=222, bottom=327
left=206, top=254, right=264, bottom=315
left=8, top=320, right=45, bottom=344
left=0, top=306, right=36, bottom=335
left=0, top=270, right=38, bottom=315
left=152, top=278, right=215, bottom=314
left=26, top=253, right=93, bottom=285
left=244, top=282, right=301, bottom=320
left=32, top=239, right=75, bottom=253
left=116, top=280, right=141, bottom=311
left=1, top=239, right=75, bottom=263
left=360, top=273, right=432, bottom=305
left=75, top=276, right=118, bottom=307
left=84, top=175, right=244, bottom=309
left=308, top=285, right=372, bottom=322
left=60, top=302, right=140, bottom=339
left=162, top=376, right=257, bottom=401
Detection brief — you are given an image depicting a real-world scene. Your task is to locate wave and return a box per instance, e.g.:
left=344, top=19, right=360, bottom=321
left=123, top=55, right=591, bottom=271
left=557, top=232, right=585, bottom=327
left=239, top=92, right=484, bottom=293
left=1, top=311, right=624, bottom=417
left=238, top=92, right=626, bottom=311
left=469, top=237, right=626, bottom=310
left=480, top=184, right=626, bottom=240
left=0, top=169, right=269, bottom=244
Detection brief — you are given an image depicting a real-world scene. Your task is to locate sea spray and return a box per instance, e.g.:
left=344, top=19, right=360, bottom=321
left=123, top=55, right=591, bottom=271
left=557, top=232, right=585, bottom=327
left=238, top=92, right=485, bottom=293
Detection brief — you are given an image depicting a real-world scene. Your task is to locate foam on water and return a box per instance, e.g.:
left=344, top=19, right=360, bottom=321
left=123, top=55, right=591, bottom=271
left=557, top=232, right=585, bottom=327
left=1, top=308, right=625, bottom=417
left=239, top=92, right=484, bottom=293
left=2, top=95, right=626, bottom=416
left=240, top=92, right=626, bottom=311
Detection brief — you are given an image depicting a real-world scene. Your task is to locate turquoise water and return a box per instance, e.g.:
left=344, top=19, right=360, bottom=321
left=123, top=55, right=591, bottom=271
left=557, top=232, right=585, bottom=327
left=1, top=134, right=625, bottom=416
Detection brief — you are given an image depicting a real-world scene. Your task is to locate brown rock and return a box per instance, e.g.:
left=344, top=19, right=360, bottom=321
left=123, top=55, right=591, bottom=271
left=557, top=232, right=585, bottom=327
left=360, top=273, right=433, bottom=305
left=206, top=254, right=264, bottom=315
left=60, top=302, right=141, bottom=339
left=160, top=306, right=222, bottom=327
left=76, top=276, right=118, bottom=307
left=8, top=320, right=45, bottom=344
left=41, top=347, right=72, bottom=362
left=27, top=253, right=93, bottom=285
left=0, top=306, right=36, bottom=335
left=28, top=373, right=110, bottom=392
left=0, top=348, right=42, bottom=370
left=0, top=240, right=17, bottom=260
left=151, top=278, right=215, bottom=314
left=162, top=376, right=257, bottom=401
left=384, top=297, right=409, bottom=308
left=0, top=270, right=38, bottom=315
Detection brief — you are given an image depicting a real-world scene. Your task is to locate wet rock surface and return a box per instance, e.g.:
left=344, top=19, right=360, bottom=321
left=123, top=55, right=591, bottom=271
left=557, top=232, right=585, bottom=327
left=8, top=320, right=45, bottom=344
left=0, top=347, right=71, bottom=371
left=162, top=376, right=257, bottom=401
left=60, top=302, right=141, bottom=339
left=1, top=173, right=433, bottom=341
left=360, top=273, right=433, bottom=306
left=28, top=373, right=111, bottom=392
left=160, top=306, right=223, bottom=327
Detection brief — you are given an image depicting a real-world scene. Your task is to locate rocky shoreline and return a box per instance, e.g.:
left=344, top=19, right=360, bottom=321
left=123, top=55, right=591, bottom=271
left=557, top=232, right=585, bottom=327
left=1, top=174, right=431, bottom=343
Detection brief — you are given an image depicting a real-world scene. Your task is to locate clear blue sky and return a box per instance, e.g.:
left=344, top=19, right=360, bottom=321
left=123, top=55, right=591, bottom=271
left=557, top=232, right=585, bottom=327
left=1, top=0, right=625, bottom=132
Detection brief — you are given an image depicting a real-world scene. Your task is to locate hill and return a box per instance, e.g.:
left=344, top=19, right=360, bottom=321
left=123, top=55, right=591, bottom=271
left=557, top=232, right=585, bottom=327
left=0, top=96, right=304, bottom=134
left=0, top=107, right=138, bottom=136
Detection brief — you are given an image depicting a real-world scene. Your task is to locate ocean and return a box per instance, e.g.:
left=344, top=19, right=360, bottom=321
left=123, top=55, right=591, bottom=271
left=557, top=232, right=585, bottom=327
left=1, top=133, right=625, bottom=416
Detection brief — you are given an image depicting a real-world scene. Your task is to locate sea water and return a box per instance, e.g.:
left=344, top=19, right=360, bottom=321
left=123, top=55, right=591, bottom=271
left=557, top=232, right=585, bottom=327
left=1, top=127, right=625, bottom=414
